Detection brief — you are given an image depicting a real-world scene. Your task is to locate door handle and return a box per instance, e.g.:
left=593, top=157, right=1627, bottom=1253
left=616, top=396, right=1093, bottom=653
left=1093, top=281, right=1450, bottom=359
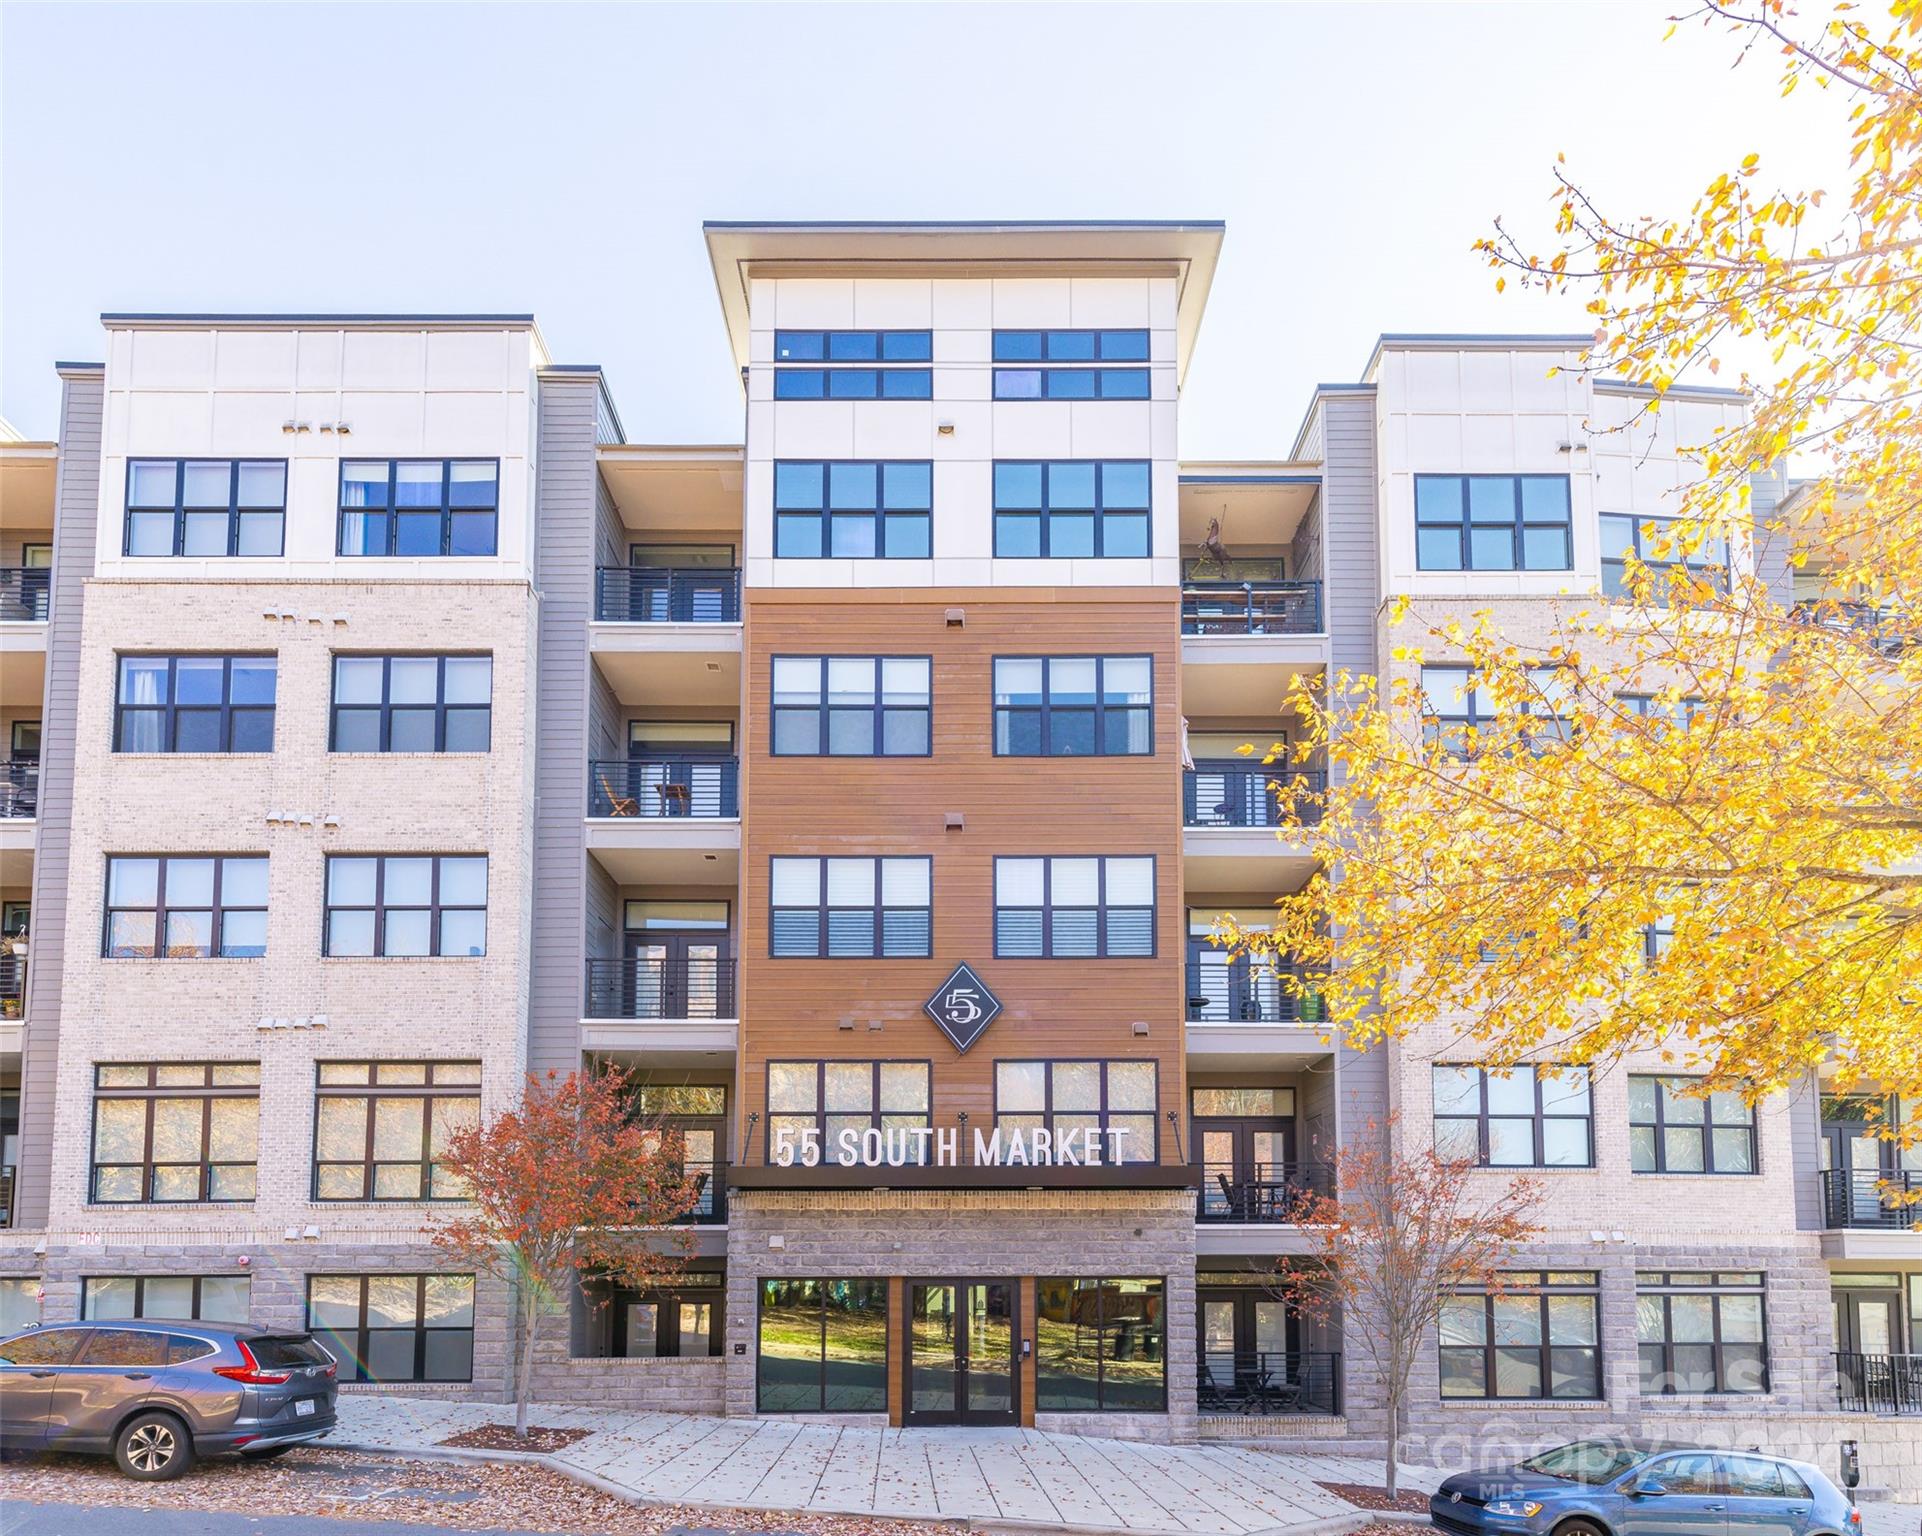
left=122, top=1373, right=151, bottom=1380
left=28, top=1370, right=55, bottom=1378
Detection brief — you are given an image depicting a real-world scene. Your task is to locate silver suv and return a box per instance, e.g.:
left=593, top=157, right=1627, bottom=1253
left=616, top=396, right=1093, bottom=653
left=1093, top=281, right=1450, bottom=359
left=0, top=1319, right=338, bottom=1479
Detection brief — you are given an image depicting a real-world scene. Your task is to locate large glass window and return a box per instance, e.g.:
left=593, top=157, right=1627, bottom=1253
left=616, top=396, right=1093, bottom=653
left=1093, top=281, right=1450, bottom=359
left=1601, top=513, right=1730, bottom=601
left=1636, top=1272, right=1768, bottom=1394
left=124, top=459, right=287, bottom=558
left=324, top=855, right=488, bottom=957
left=338, top=460, right=498, bottom=557
left=995, top=1059, right=1159, bottom=1164
left=993, top=461, right=1152, bottom=558
left=771, top=656, right=930, bottom=756
left=994, top=855, right=1155, bottom=958
left=83, top=1275, right=251, bottom=1324
left=769, top=856, right=931, bottom=958
left=756, top=1279, right=889, bottom=1412
left=0, top=1278, right=41, bottom=1333
left=1419, top=664, right=1573, bottom=755
left=330, top=655, right=493, bottom=752
left=993, top=656, right=1151, bottom=756
left=773, top=369, right=933, bottom=401
left=104, top=855, right=268, bottom=959
left=1439, top=1272, right=1601, bottom=1400
left=1414, top=475, right=1572, bottom=572
left=1629, top=1077, right=1756, bottom=1174
left=307, top=1273, right=474, bottom=1383
left=313, top=1061, right=481, bottom=1201
left=993, top=330, right=1150, bottom=362
left=994, top=368, right=1150, bottom=400
left=115, top=656, right=277, bottom=753
left=1035, top=1278, right=1165, bottom=1411
left=772, top=462, right=932, bottom=559
left=765, top=1060, right=931, bottom=1165
left=1432, top=1065, right=1593, bottom=1167
left=90, top=1062, right=259, bottom=1204
left=775, top=330, right=932, bottom=362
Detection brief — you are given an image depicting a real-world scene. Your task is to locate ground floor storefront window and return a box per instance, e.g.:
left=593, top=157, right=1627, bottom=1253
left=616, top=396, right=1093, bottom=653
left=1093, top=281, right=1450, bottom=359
left=613, top=1285, right=723, bottom=1358
left=1035, top=1277, right=1165, bottom=1412
left=83, top=1274, right=250, bottom=1323
left=757, top=1278, right=887, bottom=1412
left=1440, top=1271, right=1600, bottom=1400
left=307, top=1273, right=474, bottom=1383
left=1636, top=1270, right=1768, bottom=1394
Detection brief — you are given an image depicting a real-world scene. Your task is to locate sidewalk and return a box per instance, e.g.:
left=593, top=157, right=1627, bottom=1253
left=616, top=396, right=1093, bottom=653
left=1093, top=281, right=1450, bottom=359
left=333, top=1396, right=1441, bottom=1535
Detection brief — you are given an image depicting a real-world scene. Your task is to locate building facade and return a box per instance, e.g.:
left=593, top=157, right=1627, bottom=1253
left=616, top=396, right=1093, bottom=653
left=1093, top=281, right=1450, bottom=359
left=0, top=223, right=1916, bottom=1481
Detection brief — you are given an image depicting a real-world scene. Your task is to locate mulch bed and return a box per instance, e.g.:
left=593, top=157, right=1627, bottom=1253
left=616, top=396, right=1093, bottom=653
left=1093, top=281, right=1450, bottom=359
left=1320, top=1480, right=1435, bottom=1514
left=440, top=1423, right=596, bottom=1452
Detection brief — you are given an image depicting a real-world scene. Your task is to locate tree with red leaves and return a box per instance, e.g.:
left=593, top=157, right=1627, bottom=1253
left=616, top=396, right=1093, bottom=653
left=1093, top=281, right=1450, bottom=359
left=432, top=1068, right=703, bottom=1438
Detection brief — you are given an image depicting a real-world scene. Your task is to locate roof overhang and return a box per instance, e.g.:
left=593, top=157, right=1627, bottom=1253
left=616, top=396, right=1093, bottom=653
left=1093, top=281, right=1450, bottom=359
left=703, top=220, right=1226, bottom=384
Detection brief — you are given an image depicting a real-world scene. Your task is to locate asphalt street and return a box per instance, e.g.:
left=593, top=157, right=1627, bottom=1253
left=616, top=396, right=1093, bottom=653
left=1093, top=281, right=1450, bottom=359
left=0, top=1504, right=578, bottom=1536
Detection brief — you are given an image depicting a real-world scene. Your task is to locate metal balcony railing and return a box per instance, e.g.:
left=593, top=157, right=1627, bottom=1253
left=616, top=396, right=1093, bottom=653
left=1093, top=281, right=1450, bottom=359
left=1184, top=763, right=1325, bottom=829
left=0, top=953, right=22, bottom=1020
left=1184, top=958, right=1323, bottom=1024
left=678, top=1161, right=728, bottom=1225
left=1, top=762, right=38, bottom=819
left=1820, top=1167, right=1922, bottom=1229
left=0, top=568, right=50, bottom=623
left=1198, top=1349, right=1340, bottom=1415
left=589, top=757, right=738, bottom=819
left=585, top=956, right=736, bottom=1020
left=0, top=1165, right=13, bottom=1229
left=1835, top=1352, right=1922, bottom=1414
left=1180, top=580, right=1322, bottom=636
left=595, top=566, right=741, bottom=624
left=1194, top=1160, right=1333, bottom=1223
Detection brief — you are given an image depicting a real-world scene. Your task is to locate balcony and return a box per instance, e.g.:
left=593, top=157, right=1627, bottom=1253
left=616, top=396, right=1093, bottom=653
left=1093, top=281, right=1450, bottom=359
left=1198, top=1349, right=1340, bottom=1417
left=585, top=758, right=741, bottom=884
left=596, top=566, right=740, bottom=624
left=0, top=950, right=22, bottom=1021
left=1835, top=1351, right=1922, bottom=1414
left=1185, top=959, right=1322, bottom=1025
left=1184, top=763, right=1323, bottom=831
left=0, top=568, right=49, bottom=625
left=1820, top=1168, right=1921, bottom=1231
left=589, top=757, right=738, bottom=820
left=1181, top=581, right=1321, bottom=637
left=677, top=1160, right=729, bottom=1225
left=1183, top=765, right=1321, bottom=892
left=589, top=568, right=742, bottom=709
left=0, top=1164, right=12, bottom=1229
left=586, top=955, right=736, bottom=1021
left=1, top=762, right=37, bottom=819
left=1195, top=1160, right=1332, bottom=1223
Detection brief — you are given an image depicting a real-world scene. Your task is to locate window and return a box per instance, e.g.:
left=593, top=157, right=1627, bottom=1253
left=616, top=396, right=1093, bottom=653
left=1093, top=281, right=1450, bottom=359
left=771, top=656, right=930, bottom=756
left=0, top=1328, right=85, bottom=1366
left=614, top=1282, right=724, bottom=1357
left=994, top=461, right=1151, bottom=559
left=1725, top=1455, right=1810, bottom=1500
left=765, top=1060, right=931, bottom=1164
left=1035, top=1278, right=1165, bottom=1411
left=756, top=1278, right=888, bottom=1412
left=775, top=330, right=932, bottom=362
left=993, top=656, right=1151, bottom=756
left=1420, top=665, right=1572, bottom=754
left=330, top=655, right=492, bottom=752
left=1414, top=475, right=1572, bottom=572
left=1601, top=513, right=1730, bottom=601
left=1629, top=1077, right=1756, bottom=1174
left=338, top=460, right=498, bottom=557
left=994, top=368, right=1150, bottom=400
left=115, top=656, right=277, bottom=753
left=313, top=1061, right=481, bottom=1201
left=83, top=1275, right=251, bottom=1323
left=1637, top=1271, right=1768, bottom=1394
left=769, top=856, right=930, bottom=958
left=0, top=1278, right=42, bottom=1333
left=773, top=461, right=932, bottom=559
left=104, top=855, right=268, bottom=958
left=90, top=1062, right=259, bottom=1204
left=994, top=855, right=1155, bottom=958
left=774, top=368, right=933, bottom=400
left=324, top=855, right=487, bottom=957
left=124, top=459, right=286, bottom=557
left=995, top=1059, right=1159, bottom=1164
left=1432, top=1065, right=1593, bottom=1167
left=993, top=330, right=1150, bottom=362
left=307, top=1273, right=474, bottom=1383
left=1439, top=1272, right=1601, bottom=1400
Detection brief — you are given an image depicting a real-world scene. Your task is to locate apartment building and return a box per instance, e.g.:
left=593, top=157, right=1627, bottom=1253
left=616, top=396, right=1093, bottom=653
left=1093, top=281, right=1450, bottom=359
left=0, top=223, right=1915, bottom=1482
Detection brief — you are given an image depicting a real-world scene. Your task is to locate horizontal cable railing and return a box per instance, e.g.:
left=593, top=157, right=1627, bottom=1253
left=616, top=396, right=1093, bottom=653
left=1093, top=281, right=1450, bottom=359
left=0, top=953, right=22, bottom=1019
left=1820, top=1168, right=1921, bottom=1230
left=0, top=762, right=39, bottom=819
left=1834, top=1351, right=1922, bottom=1414
left=1180, top=580, right=1322, bottom=636
left=1198, top=1349, right=1340, bottom=1415
left=0, top=567, right=50, bottom=623
left=585, top=956, right=736, bottom=1020
left=595, top=566, right=741, bottom=624
left=589, top=757, right=738, bottom=818
left=1194, top=1160, right=1333, bottom=1222
left=1184, top=958, right=1323, bottom=1024
left=1184, top=763, right=1325, bottom=829
left=0, top=1165, right=13, bottom=1229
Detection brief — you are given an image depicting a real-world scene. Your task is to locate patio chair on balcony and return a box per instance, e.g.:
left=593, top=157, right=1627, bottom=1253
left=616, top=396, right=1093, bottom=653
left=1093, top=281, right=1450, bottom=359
left=596, top=770, right=639, bottom=818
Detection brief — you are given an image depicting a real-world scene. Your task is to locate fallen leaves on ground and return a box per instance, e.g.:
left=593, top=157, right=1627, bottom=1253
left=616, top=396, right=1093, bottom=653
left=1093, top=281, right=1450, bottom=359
left=1318, top=1480, right=1433, bottom=1513
left=441, top=1423, right=595, bottom=1452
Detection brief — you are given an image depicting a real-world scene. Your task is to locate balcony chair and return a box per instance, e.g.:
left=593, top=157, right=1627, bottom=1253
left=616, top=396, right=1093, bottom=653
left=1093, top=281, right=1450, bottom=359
left=595, top=770, right=639, bottom=818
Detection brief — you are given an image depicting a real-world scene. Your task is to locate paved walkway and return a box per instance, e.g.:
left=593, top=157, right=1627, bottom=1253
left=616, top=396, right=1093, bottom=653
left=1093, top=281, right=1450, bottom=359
left=334, top=1396, right=1441, bottom=1535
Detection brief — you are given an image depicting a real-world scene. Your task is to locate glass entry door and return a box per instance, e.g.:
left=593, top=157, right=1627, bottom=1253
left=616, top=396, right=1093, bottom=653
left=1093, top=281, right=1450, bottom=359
left=1822, top=1097, right=1894, bottom=1223
left=907, top=1280, right=1017, bottom=1425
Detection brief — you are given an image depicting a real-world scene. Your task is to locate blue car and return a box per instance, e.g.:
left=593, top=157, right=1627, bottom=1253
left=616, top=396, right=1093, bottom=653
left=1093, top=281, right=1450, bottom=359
left=1431, top=1440, right=1863, bottom=1536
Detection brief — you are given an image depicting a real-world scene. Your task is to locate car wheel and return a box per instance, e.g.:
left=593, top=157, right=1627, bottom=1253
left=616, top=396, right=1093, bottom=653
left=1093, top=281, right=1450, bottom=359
left=1553, top=1519, right=1607, bottom=1536
left=114, top=1411, right=194, bottom=1481
left=241, top=1445, right=294, bottom=1461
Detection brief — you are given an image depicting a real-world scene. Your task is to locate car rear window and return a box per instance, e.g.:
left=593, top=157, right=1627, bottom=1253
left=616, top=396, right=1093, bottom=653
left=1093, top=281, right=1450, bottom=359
left=168, top=1334, right=217, bottom=1364
left=249, top=1334, right=333, bottom=1369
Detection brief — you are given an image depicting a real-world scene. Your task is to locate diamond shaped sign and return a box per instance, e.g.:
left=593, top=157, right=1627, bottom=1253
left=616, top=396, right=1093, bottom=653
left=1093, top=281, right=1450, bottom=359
left=923, top=963, right=1002, bottom=1054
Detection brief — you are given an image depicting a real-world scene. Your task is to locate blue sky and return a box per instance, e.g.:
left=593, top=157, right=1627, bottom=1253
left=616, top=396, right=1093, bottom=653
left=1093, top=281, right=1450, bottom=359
left=1, top=2, right=1835, bottom=456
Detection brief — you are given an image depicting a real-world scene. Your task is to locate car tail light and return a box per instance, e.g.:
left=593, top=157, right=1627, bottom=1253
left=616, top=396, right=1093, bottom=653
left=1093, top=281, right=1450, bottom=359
left=213, top=1341, right=291, bottom=1386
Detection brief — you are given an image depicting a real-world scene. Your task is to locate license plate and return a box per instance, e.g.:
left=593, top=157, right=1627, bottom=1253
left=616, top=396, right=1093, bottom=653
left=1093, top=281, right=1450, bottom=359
left=295, top=1399, right=315, bottom=1417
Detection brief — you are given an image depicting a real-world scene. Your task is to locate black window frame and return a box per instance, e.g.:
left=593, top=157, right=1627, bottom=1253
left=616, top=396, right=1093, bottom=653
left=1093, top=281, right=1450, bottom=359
left=993, top=1058, right=1162, bottom=1165
left=755, top=1276, right=890, bottom=1413
left=769, top=654, right=931, bottom=757
left=991, top=654, right=1153, bottom=757
left=1438, top=1270, right=1602, bottom=1401
left=1629, top=1075, right=1758, bottom=1175
left=772, top=460, right=933, bottom=560
left=103, top=853, right=269, bottom=960
left=81, top=1273, right=253, bottom=1322
left=329, top=653, right=494, bottom=753
left=992, top=854, right=1158, bottom=959
left=113, top=654, right=278, bottom=754
left=768, top=855, right=932, bottom=959
left=1432, top=1064, right=1595, bottom=1169
left=613, top=1279, right=727, bottom=1358
left=1034, top=1276, right=1167, bottom=1413
left=992, top=330, right=1151, bottom=362
left=336, top=458, right=500, bottom=558
left=305, top=1272, right=475, bottom=1384
left=1413, top=473, right=1573, bottom=573
left=89, top=1061, right=260, bottom=1205
left=993, top=460, right=1153, bottom=559
left=122, top=458, right=288, bottom=559
left=1419, top=664, right=1573, bottom=755
left=992, top=368, right=1152, bottom=401
left=763, top=1058, right=933, bottom=1165
left=1601, top=512, right=1731, bottom=601
left=772, top=368, right=933, bottom=401
left=1636, top=1271, right=1770, bottom=1395
left=775, top=330, right=933, bottom=363
left=312, top=1060, right=482, bottom=1202
left=322, top=853, right=489, bottom=958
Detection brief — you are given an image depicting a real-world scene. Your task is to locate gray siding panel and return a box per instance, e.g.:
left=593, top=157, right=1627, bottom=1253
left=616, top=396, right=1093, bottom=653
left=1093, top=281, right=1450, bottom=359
left=16, top=369, right=103, bottom=1229
left=1749, top=461, right=1793, bottom=608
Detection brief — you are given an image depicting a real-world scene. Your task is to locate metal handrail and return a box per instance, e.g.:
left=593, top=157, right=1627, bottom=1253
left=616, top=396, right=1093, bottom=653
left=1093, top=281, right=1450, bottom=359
left=1820, top=1167, right=1922, bottom=1230
left=1194, top=1160, right=1334, bottom=1222
left=1184, top=763, right=1325, bottom=829
left=585, top=956, right=736, bottom=1020
left=0, top=568, right=50, bottom=623
left=1197, top=1349, right=1340, bottom=1415
left=0, top=953, right=22, bottom=1020
left=1834, top=1351, right=1922, bottom=1414
left=1184, top=957, right=1323, bottom=1024
left=595, top=566, right=741, bottom=624
left=0, top=1165, right=13, bottom=1229
left=589, top=757, right=738, bottom=819
left=1180, top=580, right=1322, bottom=636
left=0, top=762, right=38, bottom=819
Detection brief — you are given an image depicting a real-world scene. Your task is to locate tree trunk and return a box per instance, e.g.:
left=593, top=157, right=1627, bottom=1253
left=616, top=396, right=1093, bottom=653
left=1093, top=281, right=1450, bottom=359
left=515, top=1283, right=539, bottom=1440
left=1384, top=1393, right=1400, bottom=1500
